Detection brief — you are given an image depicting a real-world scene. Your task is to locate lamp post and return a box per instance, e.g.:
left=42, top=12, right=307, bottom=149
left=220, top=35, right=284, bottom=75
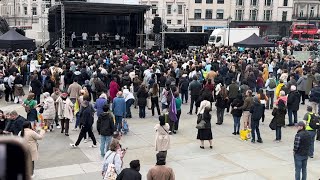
left=183, top=4, right=186, bottom=31
left=227, top=16, right=232, bottom=47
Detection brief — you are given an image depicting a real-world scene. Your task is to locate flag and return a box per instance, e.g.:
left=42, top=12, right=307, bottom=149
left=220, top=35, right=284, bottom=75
left=168, top=90, right=177, bottom=122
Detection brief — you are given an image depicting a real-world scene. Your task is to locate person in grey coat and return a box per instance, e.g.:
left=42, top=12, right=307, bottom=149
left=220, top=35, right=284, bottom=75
left=297, top=72, right=308, bottom=105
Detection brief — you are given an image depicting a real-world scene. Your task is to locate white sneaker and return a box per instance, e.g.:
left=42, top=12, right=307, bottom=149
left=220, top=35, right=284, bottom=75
left=31, top=174, right=35, bottom=178
left=56, top=125, right=61, bottom=129
left=90, top=145, right=97, bottom=148
left=70, top=144, right=78, bottom=148
left=72, top=128, right=78, bottom=131
left=84, top=139, right=88, bottom=143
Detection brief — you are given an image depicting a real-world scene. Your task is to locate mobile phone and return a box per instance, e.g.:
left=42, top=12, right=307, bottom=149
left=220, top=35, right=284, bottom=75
left=0, top=137, right=31, bottom=180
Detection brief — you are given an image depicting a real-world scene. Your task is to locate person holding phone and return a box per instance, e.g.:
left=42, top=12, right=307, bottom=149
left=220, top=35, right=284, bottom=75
left=20, top=121, right=45, bottom=178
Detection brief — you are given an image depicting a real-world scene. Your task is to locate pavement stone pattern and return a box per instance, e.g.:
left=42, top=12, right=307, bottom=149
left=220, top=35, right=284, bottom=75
left=0, top=94, right=319, bottom=180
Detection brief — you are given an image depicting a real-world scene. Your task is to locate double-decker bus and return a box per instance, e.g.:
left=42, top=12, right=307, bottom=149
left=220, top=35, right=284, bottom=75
left=289, top=24, right=318, bottom=40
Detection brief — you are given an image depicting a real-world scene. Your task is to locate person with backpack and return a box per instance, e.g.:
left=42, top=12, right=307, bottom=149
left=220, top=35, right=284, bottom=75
left=303, top=106, right=319, bottom=158
left=309, top=81, right=320, bottom=115
left=97, top=104, right=115, bottom=157
left=215, top=86, right=228, bottom=125
left=271, top=99, right=287, bottom=142
left=188, top=75, right=202, bottom=115
left=297, top=72, right=308, bottom=105
left=179, top=75, right=189, bottom=104
left=249, top=96, right=264, bottom=143
left=287, top=85, right=301, bottom=126
left=265, top=73, right=276, bottom=109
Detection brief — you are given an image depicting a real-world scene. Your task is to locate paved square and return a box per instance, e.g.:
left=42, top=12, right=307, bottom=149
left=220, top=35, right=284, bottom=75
left=1, top=100, right=319, bottom=180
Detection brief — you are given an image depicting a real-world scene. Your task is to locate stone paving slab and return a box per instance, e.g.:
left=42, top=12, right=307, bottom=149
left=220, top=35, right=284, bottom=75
left=1, top=98, right=319, bottom=180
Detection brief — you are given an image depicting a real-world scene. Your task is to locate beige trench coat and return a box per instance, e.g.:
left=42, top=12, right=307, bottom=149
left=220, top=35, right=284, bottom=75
left=154, top=123, right=170, bottom=152
left=23, top=129, right=45, bottom=161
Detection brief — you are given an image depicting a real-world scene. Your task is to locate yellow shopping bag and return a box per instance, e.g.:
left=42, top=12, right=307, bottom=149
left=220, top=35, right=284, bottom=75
left=240, top=129, right=251, bottom=141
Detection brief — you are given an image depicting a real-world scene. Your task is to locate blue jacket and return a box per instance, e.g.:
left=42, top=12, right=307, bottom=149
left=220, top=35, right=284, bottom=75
left=112, top=97, right=126, bottom=117
left=94, top=98, right=108, bottom=117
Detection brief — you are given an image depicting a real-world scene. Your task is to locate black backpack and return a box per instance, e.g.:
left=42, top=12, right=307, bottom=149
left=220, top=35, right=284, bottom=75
left=309, top=113, right=320, bottom=130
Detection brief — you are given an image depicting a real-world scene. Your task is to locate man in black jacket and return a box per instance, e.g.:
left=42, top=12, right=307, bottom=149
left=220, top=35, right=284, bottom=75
left=117, top=160, right=141, bottom=180
left=188, top=75, right=201, bottom=115
left=71, top=100, right=97, bottom=148
left=249, top=97, right=264, bottom=143
left=96, top=104, right=115, bottom=157
left=287, top=85, right=301, bottom=126
left=179, top=76, right=189, bottom=104
left=293, top=121, right=311, bottom=180
left=3, top=110, right=25, bottom=135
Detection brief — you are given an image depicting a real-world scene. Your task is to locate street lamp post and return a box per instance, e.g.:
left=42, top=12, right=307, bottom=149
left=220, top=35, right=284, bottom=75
left=183, top=4, right=186, bottom=31
left=227, top=16, right=231, bottom=47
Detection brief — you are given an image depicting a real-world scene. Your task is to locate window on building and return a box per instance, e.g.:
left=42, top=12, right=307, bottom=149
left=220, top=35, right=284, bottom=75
left=167, top=20, right=171, bottom=24
left=178, top=5, right=183, bottom=14
left=264, top=10, right=272, bottom=20
left=206, top=0, right=213, bottom=3
left=299, top=10, right=304, bottom=17
left=151, top=4, right=157, bottom=14
left=283, top=0, right=288, bottom=6
left=190, top=26, right=202, bottom=32
left=194, top=9, right=202, bottom=19
left=216, top=9, right=224, bottom=19
left=282, top=11, right=287, bottom=21
left=235, top=10, right=244, bottom=20
left=217, top=0, right=224, bottom=4
left=167, top=5, right=172, bottom=15
left=251, top=0, right=258, bottom=6
left=265, top=0, right=272, bottom=6
left=18, top=6, right=20, bottom=14
left=24, top=7, right=27, bottom=15
left=177, top=20, right=182, bottom=24
left=195, top=0, right=202, bottom=3
left=236, top=0, right=243, bottom=6
left=310, top=7, right=315, bottom=17
left=32, top=7, right=37, bottom=15
left=205, top=9, right=212, bottom=19
left=250, top=10, right=258, bottom=20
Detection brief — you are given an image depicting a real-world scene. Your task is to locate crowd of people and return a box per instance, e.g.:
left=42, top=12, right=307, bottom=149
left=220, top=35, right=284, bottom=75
left=0, top=45, right=319, bottom=179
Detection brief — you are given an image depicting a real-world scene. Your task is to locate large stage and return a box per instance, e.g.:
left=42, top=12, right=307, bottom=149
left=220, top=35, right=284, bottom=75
left=48, top=2, right=149, bottom=49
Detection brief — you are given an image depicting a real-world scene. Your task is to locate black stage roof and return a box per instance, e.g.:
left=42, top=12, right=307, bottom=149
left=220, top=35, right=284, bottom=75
left=50, top=1, right=150, bottom=15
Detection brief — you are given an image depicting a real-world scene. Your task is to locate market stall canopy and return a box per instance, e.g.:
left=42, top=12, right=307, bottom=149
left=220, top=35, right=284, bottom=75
left=233, top=33, right=275, bottom=48
left=0, top=29, right=35, bottom=50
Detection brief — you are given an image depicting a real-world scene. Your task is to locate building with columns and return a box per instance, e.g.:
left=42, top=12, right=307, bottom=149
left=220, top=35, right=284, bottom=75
left=292, top=0, right=320, bottom=27
left=0, top=0, right=55, bottom=44
left=140, top=0, right=188, bottom=34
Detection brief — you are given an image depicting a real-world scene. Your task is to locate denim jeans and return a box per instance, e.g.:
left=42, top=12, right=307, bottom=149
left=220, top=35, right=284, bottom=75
left=266, top=90, right=274, bottom=109
left=294, top=154, right=308, bottom=180
left=115, top=116, right=123, bottom=131
left=180, top=90, right=188, bottom=103
left=139, top=106, right=146, bottom=118
left=189, top=95, right=199, bottom=114
left=75, top=112, right=80, bottom=128
left=100, top=135, right=112, bottom=156
left=233, top=116, right=241, bottom=133
left=151, top=96, right=161, bottom=116
left=251, top=120, right=261, bottom=141
left=216, top=107, right=225, bottom=124
left=125, top=99, right=134, bottom=118
left=288, top=109, right=298, bottom=125
left=276, top=126, right=282, bottom=140
left=307, top=130, right=316, bottom=157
